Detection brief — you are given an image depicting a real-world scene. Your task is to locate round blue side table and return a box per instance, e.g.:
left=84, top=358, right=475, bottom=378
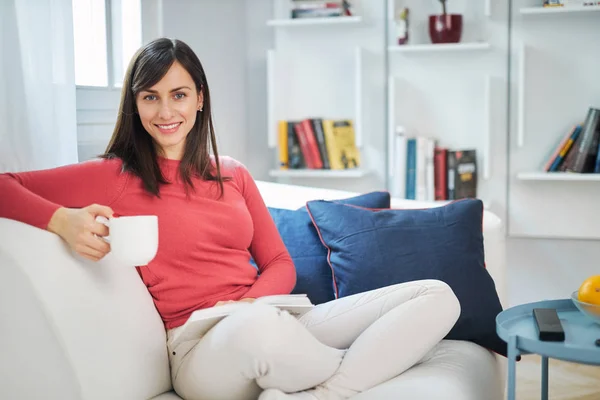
left=496, top=299, right=600, bottom=400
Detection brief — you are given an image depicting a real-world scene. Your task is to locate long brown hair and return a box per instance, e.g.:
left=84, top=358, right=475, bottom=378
left=102, top=38, right=227, bottom=197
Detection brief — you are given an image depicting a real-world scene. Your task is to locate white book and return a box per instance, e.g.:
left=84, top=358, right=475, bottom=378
left=425, top=138, right=436, bottom=202
left=169, top=294, right=314, bottom=348
left=394, top=132, right=407, bottom=199
left=415, top=137, right=428, bottom=201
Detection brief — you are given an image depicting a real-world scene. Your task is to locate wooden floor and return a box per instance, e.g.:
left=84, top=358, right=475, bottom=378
left=514, top=355, right=600, bottom=400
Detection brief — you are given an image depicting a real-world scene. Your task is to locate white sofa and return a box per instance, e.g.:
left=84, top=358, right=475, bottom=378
left=0, top=180, right=507, bottom=400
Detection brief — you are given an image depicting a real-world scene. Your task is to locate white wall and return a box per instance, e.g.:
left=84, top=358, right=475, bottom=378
left=243, top=0, right=275, bottom=178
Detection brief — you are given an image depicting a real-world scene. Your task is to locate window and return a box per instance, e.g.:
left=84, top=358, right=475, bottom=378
left=72, top=0, right=142, bottom=88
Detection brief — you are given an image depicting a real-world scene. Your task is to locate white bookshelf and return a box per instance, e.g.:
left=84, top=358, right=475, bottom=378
left=267, top=16, right=362, bottom=27
left=520, top=5, right=600, bottom=15
left=516, top=172, right=600, bottom=182
left=388, top=42, right=491, bottom=53
left=269, top=169, right=367, bottom=178
left=266, top=0, right=370, bottom=182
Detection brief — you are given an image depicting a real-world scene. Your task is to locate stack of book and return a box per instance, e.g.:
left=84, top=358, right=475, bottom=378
left=391, top=130, right=477, bottom=202
left=277, top=118, right=360, bottom=171
left=290, top=1, right=352, bottom=19
left=542, top=107, right=600, bottom=173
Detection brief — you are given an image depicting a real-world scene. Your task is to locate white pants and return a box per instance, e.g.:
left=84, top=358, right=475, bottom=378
left=167, top=280, right=460, bottom=400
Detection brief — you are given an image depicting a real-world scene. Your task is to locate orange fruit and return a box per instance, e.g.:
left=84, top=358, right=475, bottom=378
left=578, top=275, right=600, bottom=305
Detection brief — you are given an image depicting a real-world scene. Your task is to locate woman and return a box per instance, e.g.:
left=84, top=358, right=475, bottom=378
left=0, top=38, right=460, bottom=400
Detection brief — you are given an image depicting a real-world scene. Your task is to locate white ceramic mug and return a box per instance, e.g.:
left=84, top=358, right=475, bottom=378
left=96, top=215, right=159, bottom=266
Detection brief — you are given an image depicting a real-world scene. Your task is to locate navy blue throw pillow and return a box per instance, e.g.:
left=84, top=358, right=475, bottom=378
left=305, top=199, right=507, bottom=356
left=253, top=191, right=390, bottom=305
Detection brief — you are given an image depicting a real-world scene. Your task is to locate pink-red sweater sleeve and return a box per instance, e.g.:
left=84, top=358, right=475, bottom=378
left=0, top=159, right=127, bottom=230
left=231, top=162, right=296, bottom=299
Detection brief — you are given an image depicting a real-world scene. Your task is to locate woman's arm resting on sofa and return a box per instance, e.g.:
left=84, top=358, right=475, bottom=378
left=0, top=159, right=126, bottom=230
left=232, top=161, right=296, bottom=299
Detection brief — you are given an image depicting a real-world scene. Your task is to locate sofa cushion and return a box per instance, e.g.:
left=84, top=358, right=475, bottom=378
left=351, top=340, right=503, bottom=400
left=305, top=199, right=507, bottom=356
left=254, top=192, right=390, bottom=305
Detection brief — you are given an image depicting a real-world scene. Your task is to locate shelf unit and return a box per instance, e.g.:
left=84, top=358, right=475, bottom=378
left=267, top=16, right=362, bottom=27
left=269, top=168, right=367, bottom=179
left=520, top=5, right=600, bottom=15
left=266, top=0, right=371, bottom=182
left=506, top=0, right=600, bottom=240
left=516, top=172, right=600, bottom=182
left=385, top=0, right=497, bottom=202
left=388, top=42, right=491, bottom=53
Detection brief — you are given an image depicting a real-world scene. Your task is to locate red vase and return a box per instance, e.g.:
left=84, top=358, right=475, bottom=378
left=428, top=14, right=463, bottom=44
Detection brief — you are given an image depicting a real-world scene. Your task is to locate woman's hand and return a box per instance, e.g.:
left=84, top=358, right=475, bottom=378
left=47, top=204, right=114, bottom=262
left=215, top=298, right=256, bottom=307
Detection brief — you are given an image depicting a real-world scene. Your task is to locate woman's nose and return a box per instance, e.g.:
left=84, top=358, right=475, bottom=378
left=158, top=101, right=174, bottom=120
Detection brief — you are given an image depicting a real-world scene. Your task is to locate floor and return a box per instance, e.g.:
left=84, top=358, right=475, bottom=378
left=515, top=355, right=600, bottom=400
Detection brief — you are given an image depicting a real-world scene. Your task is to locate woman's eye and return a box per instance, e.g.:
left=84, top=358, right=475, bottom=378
left=143, top=94, right=157, bottom=101
left=174, top=93, right=186, bottom=100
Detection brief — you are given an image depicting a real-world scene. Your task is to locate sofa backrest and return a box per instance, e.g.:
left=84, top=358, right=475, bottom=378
left=0, top=218, right=172, bottom=400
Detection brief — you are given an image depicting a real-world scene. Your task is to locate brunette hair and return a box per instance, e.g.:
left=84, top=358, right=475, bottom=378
left=102, top=38, right=227, bottom=197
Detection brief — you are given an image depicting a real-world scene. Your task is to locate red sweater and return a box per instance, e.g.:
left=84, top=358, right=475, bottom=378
left=0, top=156, right=296, bottom=329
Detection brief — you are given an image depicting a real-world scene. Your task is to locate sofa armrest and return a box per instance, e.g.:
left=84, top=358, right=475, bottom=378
left=0, top=218, right=172, bottom=399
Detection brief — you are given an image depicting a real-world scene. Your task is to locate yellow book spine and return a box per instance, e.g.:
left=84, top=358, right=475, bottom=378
left=322, top=120, right=343, bottom=170
left=278, top=120, right=288, bottom=169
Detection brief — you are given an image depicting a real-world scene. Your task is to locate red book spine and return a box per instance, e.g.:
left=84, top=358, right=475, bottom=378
left=294, top=122, right=316, bottom=168
left=300, top=119, right=324, bottom=169
left=434, top=147, right=448, bottom=200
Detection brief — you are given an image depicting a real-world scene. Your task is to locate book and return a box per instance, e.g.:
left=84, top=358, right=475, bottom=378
left=322, top=120, right=360, bottom=170
left=548, top=125, right=581, bottom=172
left=544, top=125, right=579, bottom=172
left=278, top=121, right=289, bottom=169
left=451, top=150, right=477, bottom=199
left=434, top=147, right=448, bottom=200
left=570, top=107, right=600, bottom=173
left=169, top=294, right=314, bottom=348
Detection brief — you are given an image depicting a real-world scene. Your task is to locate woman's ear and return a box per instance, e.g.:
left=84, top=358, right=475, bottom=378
left=197, top=91, right=204, bottom=111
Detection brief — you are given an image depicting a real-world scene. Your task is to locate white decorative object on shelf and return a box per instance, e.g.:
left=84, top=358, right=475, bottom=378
left=516, top=172, right=600, bottom=182
left=267, top=16, right=362, bottom=27
left=520, top=5, right=600, bottom=15
left=269, top=169, right=367, bottom=178
left=388, top=42, right=491, bottom=53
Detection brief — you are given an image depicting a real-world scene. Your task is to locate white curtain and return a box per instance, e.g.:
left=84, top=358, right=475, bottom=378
left=0, top=0, right=78, bottom=173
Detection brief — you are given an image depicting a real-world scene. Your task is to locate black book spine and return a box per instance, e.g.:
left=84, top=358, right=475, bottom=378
left=571, top=108, right=600, bottom=173
left=311, top=119, right=330, bottom=169
left=447, top=151, right=457, bottom=200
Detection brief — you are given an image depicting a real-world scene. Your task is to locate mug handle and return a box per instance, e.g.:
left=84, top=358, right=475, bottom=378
left=95, top=216, right=111, bottom=243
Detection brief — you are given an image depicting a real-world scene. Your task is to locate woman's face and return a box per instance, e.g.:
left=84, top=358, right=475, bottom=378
left=136, top=61, right=203, bottom=160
